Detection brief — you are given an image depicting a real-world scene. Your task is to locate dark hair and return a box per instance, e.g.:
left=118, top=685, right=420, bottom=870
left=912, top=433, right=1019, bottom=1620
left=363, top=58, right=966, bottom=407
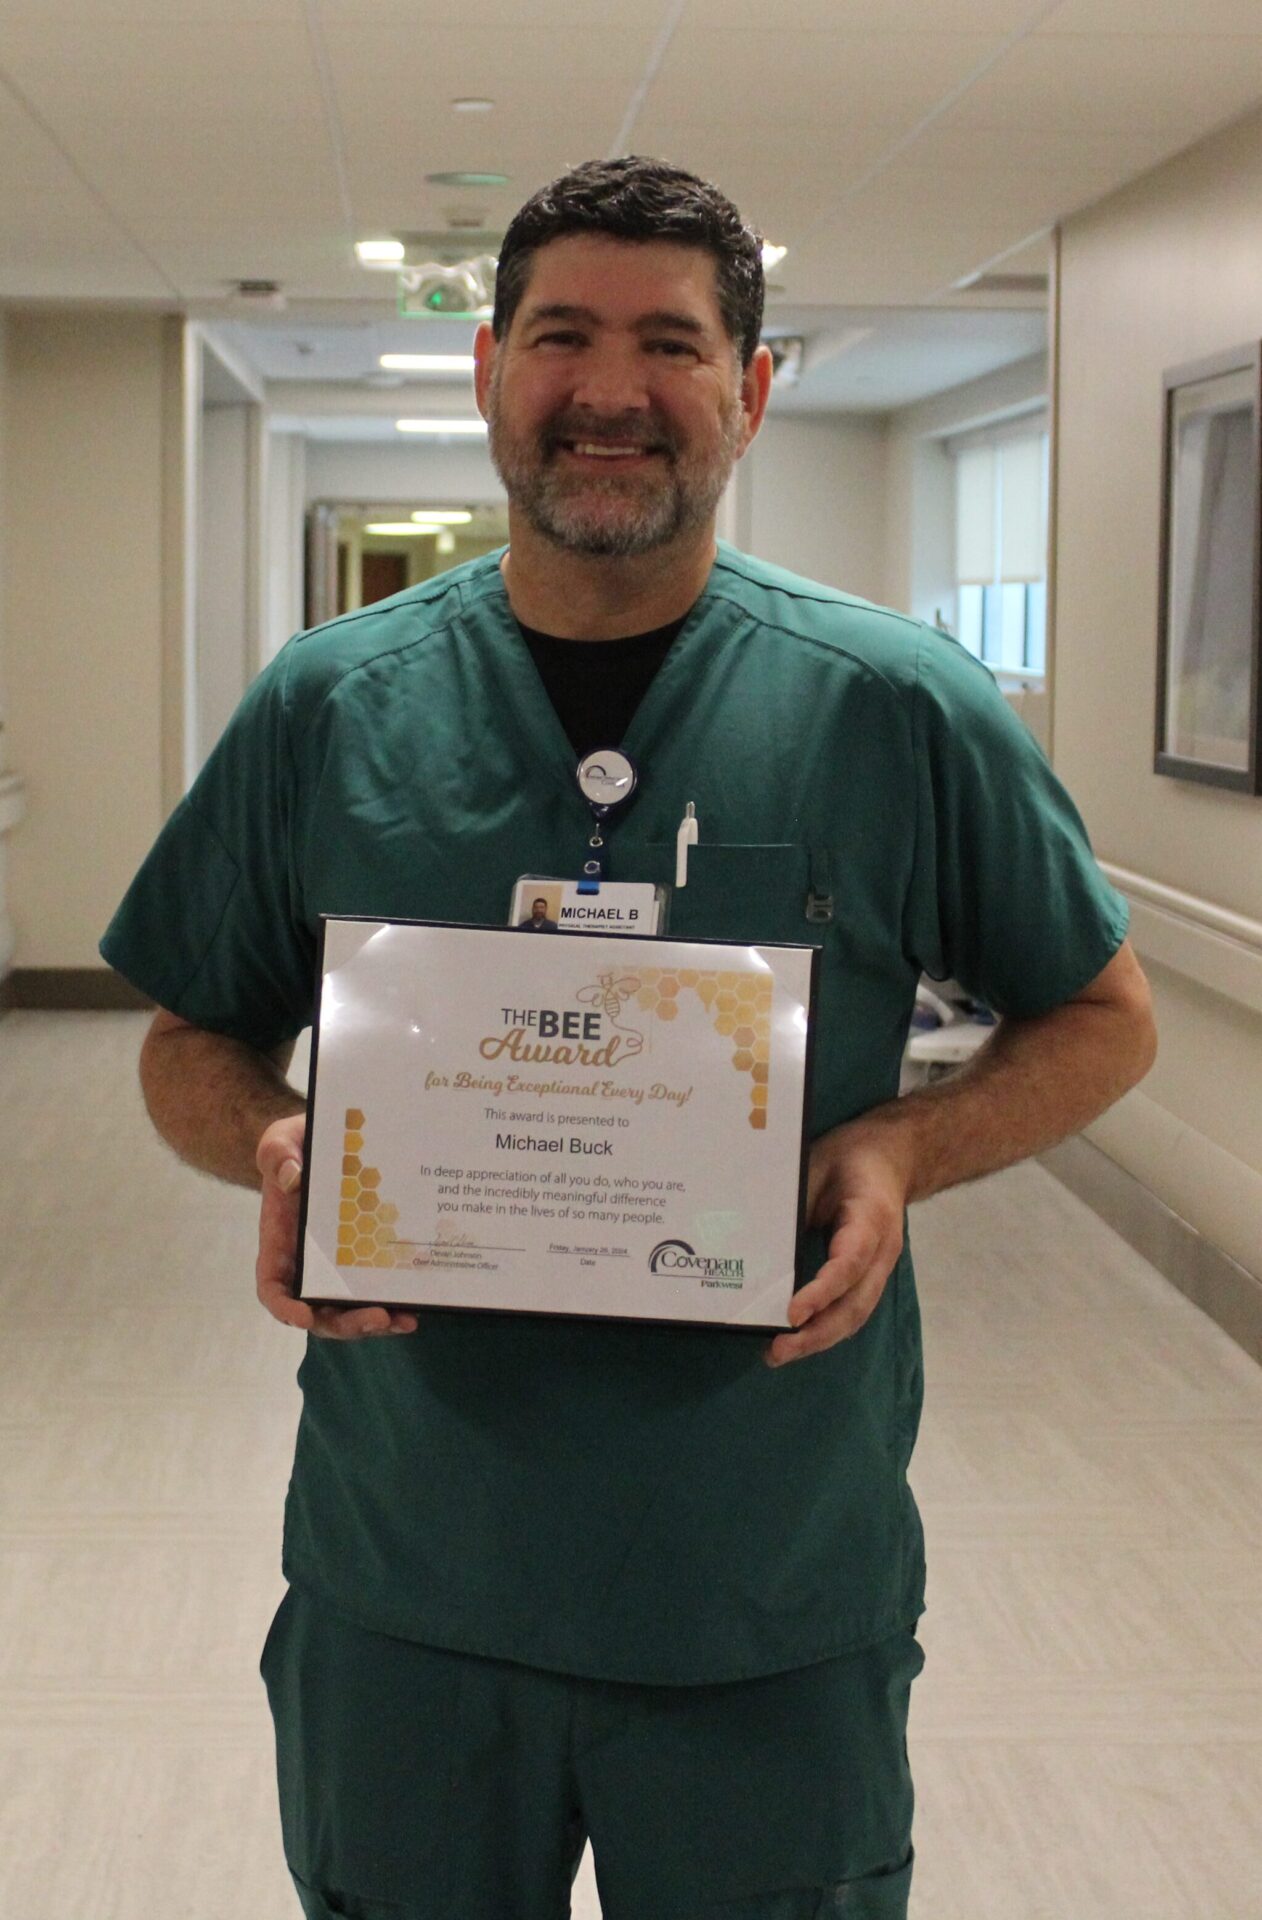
left=493, top=157, right=765, bottom=366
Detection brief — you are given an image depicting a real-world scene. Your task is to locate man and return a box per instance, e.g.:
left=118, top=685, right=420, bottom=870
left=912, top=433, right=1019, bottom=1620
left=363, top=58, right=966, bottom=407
left=103, top=157, right=1155, bottom=1919
left=519, top=895, right=558, bottom=930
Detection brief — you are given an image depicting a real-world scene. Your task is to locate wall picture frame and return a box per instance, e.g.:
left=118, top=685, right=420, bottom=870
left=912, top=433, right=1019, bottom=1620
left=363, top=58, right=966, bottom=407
left=1155, top=342, right=1262, bottom=793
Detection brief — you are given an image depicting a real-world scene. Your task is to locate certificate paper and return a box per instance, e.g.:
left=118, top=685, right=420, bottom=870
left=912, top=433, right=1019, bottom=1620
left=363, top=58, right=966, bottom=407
left=297, top=918, right=818, bottom=1329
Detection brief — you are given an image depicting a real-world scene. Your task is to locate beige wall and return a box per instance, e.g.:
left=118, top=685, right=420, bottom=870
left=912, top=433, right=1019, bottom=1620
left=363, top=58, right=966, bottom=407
left=735, top=413, right=887, bottom=604
left=3, top=312, right=173, bottom=968
left=1055, top=105, right=1262, bottom=1276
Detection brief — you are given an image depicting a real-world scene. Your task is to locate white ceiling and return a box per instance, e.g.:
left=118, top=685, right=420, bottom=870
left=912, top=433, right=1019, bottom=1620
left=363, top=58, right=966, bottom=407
left=2, top=1, right=1259, bottom=412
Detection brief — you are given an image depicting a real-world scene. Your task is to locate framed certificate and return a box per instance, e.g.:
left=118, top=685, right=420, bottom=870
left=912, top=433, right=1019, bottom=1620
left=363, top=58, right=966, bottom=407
left=297, top=918, right=818, bottom=1330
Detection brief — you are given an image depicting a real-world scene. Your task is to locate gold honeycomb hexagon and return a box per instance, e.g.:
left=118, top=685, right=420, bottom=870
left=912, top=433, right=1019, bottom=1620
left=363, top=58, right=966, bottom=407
left=357, top=1190, right=380, bottom=1213
left=749, top=1109, right=767, bottom=1130
left=715, top=1014, right=736, bottom=1035
left=340, top=1177, right=358, bottom=1199
left=342, top=1154, right=361, bottom=1176
left=339, top=1200, right=357, bottom=1223
left=336, top=1249, right=355, bottom=1266
left=733, top=1024, right=755, bottom=1047
left=750, top=1084, right=768, bottom=1107
left=656, top=1000, right=678, bottom=1020
left=733, top=1048, right=754, bottom=1071
left=354, top=1234, right=376, bottom=1258
left=716, top=991, right=737, bottom=1012
left=378, top=1203, right=399, bottom=1226
left=359, top=1167, right=382, bottom=1190
left=344, top=1131, right=364, bottom=1154
left=658, top=975, right=679, bottom=997
left=752, top=1061, right=770, bottom=1084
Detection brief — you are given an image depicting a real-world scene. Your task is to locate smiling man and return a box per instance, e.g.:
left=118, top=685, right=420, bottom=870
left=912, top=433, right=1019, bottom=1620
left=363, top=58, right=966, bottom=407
left=103, top=158, right=1155, bottom=1920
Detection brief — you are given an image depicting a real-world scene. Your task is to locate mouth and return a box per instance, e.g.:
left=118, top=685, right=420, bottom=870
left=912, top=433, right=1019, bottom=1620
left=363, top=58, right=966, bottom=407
left=551, top=436, right=668, bottom=466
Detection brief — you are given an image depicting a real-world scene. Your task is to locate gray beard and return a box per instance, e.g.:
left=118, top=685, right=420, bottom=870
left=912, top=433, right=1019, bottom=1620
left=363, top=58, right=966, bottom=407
left=487, top=403, right=743, bottom=559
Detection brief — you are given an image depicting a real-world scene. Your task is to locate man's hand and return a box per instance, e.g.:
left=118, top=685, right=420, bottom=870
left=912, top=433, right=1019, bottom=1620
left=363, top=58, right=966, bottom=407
left=765, top=1127, right=909, bottom=1368
left=763, top=941, right=1156, bottom=1369
left=255, top=1113, right=419, bottom=1340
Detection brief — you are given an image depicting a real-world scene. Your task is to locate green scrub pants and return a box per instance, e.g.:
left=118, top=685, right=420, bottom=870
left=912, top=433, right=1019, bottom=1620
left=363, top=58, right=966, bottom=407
left=261, top=1588, right=921, bottom=1920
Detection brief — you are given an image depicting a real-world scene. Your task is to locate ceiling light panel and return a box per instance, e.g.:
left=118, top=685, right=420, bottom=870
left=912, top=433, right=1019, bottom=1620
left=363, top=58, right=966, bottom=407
left=380, top=354, right=475, bottom=372
left=395, top=419, right=488, bottom=434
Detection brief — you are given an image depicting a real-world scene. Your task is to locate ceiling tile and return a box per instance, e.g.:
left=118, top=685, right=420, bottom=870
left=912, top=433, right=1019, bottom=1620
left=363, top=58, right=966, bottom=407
left=1041, top=1, right=1262, bottom=32
left=647, top=28, right=1003, bottom=128
left=0, top=84, right=172, bottom=298
left=947, top=33, right=1262, bottom=134
left=0, top=19, right=324, bottom=122
left=685, top=0, right=1040, bottom=28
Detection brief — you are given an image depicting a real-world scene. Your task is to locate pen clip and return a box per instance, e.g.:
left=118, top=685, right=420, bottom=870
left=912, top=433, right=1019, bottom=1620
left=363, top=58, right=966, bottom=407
left=675, top=802, right=699, bottom=889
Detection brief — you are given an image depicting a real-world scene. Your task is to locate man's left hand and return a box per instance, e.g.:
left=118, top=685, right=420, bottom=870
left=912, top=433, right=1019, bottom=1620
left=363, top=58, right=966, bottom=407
left=765, top=1125, right=910, bottom=1368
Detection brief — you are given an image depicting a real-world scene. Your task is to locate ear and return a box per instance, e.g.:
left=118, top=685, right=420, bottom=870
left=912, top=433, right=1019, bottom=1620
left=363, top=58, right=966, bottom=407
left=736, top=342, right=774, bottom=454
left=473, top=321, right=497, bottom=419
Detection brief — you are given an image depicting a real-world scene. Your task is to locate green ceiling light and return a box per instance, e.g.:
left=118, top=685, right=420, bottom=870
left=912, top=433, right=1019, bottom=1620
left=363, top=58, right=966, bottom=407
left=425, top=171, right=510, bottom=189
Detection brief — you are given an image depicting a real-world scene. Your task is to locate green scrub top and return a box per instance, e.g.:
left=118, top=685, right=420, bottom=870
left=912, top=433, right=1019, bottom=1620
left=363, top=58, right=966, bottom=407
left=101, top=544, right=1128, bottom=1684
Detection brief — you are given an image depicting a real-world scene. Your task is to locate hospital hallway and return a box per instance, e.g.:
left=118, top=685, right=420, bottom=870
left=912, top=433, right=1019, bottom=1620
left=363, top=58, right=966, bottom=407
left=1, top=1008, right=1260, bottom=1920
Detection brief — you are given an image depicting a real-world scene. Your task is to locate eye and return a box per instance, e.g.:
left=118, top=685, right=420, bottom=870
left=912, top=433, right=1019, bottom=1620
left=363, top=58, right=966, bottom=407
left=647, top=339, right=698, bottom=359
left=533, top=329, right=586, bottom=349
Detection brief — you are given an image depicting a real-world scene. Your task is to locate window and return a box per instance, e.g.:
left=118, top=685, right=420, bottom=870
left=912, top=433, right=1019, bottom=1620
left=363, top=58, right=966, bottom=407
left=953, top=425, right=1049, bottom=676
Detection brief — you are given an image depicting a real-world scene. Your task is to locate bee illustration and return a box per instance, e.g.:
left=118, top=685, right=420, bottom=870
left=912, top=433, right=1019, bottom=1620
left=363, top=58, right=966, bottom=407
left=577, top=971, right=644, bottom=1053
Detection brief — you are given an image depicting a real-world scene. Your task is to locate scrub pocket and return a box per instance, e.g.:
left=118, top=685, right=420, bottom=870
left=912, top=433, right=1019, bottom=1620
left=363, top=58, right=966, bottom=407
left=655, top=843, right=830, bottom=950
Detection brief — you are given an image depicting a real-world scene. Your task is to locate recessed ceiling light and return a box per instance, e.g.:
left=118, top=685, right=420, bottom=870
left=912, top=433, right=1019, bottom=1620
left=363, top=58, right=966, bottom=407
left=356, top=238, right=405, bottom=268
left=410, top=509, right=472, bottom=524
left=451, top=97, right=494, bottom=112
left=396, top=418, right=488, bottom=435
left=425, top=171, right=510, bottom=189
left=365, top=523, right=439, bottom=536
left=761, top=243, right=788, bottom=273
left=379, top=354, right=476, bottom=373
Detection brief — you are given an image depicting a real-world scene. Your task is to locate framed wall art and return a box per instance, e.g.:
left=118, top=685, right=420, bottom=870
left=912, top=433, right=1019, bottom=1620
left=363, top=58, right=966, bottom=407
left=1155, top=342, right=1262, bottom=793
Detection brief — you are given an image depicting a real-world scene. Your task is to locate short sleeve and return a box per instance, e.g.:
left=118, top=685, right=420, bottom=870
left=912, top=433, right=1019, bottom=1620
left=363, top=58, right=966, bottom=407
left=100, top=646, right=315, bottom=1050
left=903, top=627, right=1129, bottom=1017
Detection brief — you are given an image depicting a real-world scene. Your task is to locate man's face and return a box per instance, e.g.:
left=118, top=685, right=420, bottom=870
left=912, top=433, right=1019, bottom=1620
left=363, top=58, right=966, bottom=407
left=476, top=236, right=770, bottom=558
left=531, top=899, right=548, bottom=921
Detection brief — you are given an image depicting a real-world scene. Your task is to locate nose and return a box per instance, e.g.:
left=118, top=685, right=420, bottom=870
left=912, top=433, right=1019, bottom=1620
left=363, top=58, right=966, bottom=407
left=570, top=339, right=651, bottom=417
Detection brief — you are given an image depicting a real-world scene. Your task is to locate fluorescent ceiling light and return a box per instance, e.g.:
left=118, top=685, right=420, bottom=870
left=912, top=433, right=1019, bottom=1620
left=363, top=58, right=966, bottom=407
left=410, top=509, right=472, bottom=524
left=379, top=354, right=476, bottom=373
left=396, top=418, right=488, bottom=435
left=451, top=98, right=494, bottom=112
left=364, top=523, right=439, bottom=536
left=356, top=238, right=405, bottom=268
left=761, top=243, right=788, bottom=272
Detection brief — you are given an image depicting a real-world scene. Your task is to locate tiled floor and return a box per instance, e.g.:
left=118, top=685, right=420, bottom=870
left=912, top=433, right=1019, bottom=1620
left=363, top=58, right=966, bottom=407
left=2, top=1011, right=1260, bottom=1918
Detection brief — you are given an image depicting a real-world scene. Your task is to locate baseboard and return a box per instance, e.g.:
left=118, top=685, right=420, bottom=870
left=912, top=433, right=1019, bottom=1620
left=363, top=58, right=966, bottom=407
left=1041, top=1135, right=1262, bottom=1369
left=0, top=968, right=153, bottom=1013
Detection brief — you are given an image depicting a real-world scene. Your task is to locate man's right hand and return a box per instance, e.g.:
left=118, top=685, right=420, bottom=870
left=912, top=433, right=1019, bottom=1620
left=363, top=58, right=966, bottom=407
left=255, top=1113, right=420, bottom=1340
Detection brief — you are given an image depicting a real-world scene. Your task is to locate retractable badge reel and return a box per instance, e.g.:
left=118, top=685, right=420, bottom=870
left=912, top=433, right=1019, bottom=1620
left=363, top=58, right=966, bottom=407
left=575, top=749, right=637, bottom=893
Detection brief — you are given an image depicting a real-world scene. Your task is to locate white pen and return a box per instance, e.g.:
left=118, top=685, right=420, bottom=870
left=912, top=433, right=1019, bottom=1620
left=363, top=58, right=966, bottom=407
left=675, top=801, right=699, bottom=888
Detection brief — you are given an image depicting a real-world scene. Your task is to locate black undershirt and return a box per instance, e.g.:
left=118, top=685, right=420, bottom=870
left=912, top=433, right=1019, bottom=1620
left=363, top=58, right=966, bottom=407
left=517, top=619, right=685, bottom=760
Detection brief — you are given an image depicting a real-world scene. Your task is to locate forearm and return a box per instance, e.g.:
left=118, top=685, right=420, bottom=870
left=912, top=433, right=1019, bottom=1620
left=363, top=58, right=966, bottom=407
left=139, top=1017, right=306, bottom=1189
left=843, top=968, right=1157, bottom=1207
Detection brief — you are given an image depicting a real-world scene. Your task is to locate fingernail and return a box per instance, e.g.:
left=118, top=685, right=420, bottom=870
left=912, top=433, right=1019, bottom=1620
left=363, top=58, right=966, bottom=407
left=277, top=1161, right=301, bottom=1193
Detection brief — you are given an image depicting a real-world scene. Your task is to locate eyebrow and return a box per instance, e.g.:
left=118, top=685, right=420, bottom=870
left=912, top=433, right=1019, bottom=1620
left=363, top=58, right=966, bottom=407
left=523, top=303, right=706, bottom=337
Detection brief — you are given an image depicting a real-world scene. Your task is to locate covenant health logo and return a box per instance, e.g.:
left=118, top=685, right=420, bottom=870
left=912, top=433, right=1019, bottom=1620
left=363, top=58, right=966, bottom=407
left=649, top=1238, right=745, bottom=1283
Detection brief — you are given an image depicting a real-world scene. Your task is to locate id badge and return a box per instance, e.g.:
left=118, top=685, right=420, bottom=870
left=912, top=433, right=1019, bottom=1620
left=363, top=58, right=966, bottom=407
left=509, top=875, right=667, bottom=937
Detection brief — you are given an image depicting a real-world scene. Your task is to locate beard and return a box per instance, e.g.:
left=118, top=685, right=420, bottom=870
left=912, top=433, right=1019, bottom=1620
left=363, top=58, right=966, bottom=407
left=486, top=377, right=744, bottom=559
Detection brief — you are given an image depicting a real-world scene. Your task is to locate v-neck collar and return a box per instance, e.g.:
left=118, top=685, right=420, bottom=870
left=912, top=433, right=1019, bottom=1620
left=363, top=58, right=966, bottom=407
left=462, top=550, right=737, bottom=803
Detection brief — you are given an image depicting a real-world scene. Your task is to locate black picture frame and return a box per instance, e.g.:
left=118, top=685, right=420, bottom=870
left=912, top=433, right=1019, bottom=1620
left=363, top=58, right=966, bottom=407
left=1155, top=342, right=1262, bottom=794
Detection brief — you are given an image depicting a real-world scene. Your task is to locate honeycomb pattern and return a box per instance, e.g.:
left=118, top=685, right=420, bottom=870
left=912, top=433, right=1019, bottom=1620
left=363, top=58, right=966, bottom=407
left=334, top=1107, right=406, bottom=1266
left=632, top=967, right=774, bottom=1129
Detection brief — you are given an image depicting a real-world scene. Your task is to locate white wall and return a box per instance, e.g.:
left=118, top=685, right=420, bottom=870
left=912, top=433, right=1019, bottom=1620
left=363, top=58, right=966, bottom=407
left=1054, top=104, right=1262, bottom=1281
left=197, top=405, right=252, bottom=770
left=2, top=312, right=172, bottom=969
left=0, top=311, right=24, bottom=980
left=305, top=438, right=502, bottom=508
left=734, top=413, right=887, bottom=603
left=266, top=430, right=306, bottom=658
